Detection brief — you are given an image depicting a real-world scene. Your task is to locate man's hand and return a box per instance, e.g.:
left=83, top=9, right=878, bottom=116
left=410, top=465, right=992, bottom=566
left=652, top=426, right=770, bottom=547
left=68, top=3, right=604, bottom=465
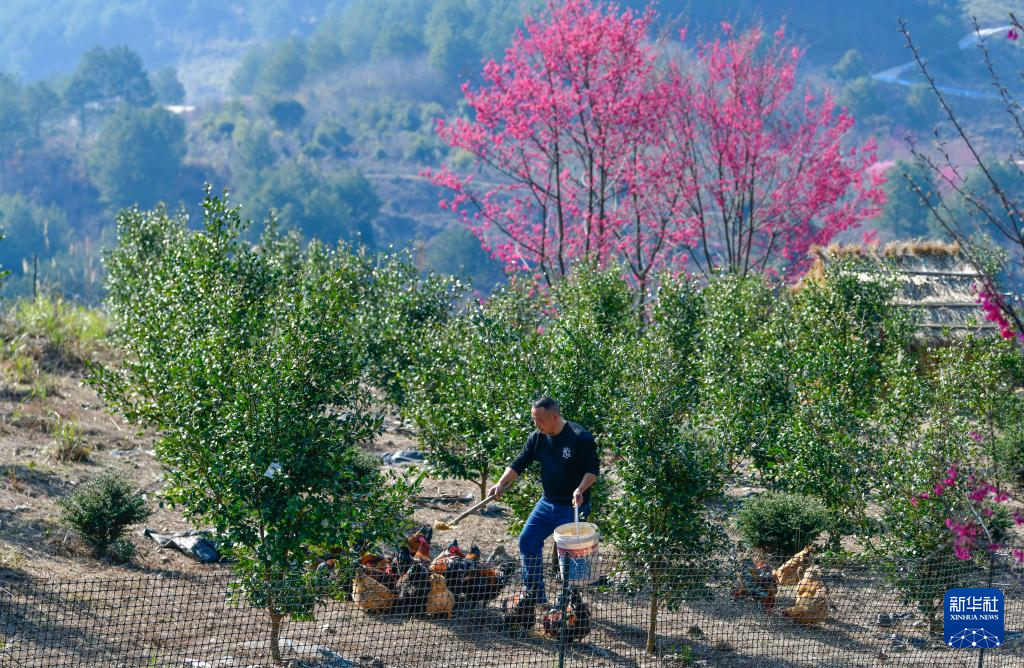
left=487, top=483, right=505, bottom=499
left=572, top=488, right=584, bottom=508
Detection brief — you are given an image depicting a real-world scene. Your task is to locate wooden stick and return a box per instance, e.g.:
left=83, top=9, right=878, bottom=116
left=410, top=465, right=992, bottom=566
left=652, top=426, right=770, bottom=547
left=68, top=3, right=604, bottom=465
left=435, top=493, right=498, bottom=530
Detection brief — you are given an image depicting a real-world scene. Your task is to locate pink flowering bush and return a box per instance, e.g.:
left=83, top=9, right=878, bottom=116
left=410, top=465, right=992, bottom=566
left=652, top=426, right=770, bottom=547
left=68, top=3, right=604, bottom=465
left=978, top=289, right=1022, bottom=342
left=867, top=336, right=1024, bottom=633
left=426, top=0, right=884, bottom=302
left=909, top=466, right=1015, bottom=562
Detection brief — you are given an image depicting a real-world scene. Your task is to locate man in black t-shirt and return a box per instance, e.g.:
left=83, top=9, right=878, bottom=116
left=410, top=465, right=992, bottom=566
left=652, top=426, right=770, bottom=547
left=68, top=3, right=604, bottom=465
left=487, top=396, right=599, bottom=604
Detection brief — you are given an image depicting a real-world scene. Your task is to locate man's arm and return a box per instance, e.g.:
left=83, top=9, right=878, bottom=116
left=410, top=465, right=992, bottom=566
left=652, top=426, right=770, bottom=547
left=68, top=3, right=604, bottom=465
left=488, top=434, right=535, bottom=499
left=572, top=472, right=597, bottom=507
left=572, top=432, right=600, bottom=507
left=487, top=467, right=519, bottom=499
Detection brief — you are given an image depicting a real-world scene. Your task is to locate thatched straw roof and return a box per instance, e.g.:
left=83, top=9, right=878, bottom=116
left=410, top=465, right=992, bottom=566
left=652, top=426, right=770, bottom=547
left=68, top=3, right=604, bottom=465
left=805, top=240, right=997, bottom=342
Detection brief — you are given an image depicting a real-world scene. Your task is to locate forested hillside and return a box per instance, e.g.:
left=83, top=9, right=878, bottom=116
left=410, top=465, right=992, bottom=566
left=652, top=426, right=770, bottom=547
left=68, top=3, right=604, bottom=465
left=0, top=0, right=1022, bottom=301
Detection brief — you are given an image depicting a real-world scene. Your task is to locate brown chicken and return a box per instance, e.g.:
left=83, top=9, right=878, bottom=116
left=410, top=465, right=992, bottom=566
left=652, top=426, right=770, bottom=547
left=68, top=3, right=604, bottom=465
left=406, top=526, right=434, bottom=559
left=353, top=565, right=396, bottom=614
left=731, top=559, right=777, bottom=611
left=463, top=561, right=515, bottom=604
left=781, top=566, right=829, bottom=625
left=541, top=586, right=591, bottom=642
left=426, top=572, right=455, bottom=618
left=358, top=552, right=400, bottom=591
left=773, top=545, right=814, bottom=586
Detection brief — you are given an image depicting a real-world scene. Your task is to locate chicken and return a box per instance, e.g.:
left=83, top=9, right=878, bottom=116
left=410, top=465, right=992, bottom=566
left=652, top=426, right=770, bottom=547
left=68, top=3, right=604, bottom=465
left=353, top=565, right=396, bottom=614
left=730, top=559, right=777, bottom=611
left=425, top=572, right=455, bottom=618
left=395, top=561, right=430, bottom=615
left=412, top=534, right=432, bottom=563
left=500, top=591, right=537, bottom=637
left=394, top=545, right=413, bottom=573
left=430, top=539, right=467, bottom=570
left=359, top=552, right=400, bottom=591
left=781, top=566, right=828, bottom=625
left=462, top=561, right=514, bottom=604
left=541, top=585, right=591, bottom=642
left=431, top=540, right=475, bottom=602
left=467, top=544, right=482, bottom=560
left=406, top=526, right=434, bottom=558
left=487, top=545, right=516, bottom=566
left=773, top=545, right=814, bottom=586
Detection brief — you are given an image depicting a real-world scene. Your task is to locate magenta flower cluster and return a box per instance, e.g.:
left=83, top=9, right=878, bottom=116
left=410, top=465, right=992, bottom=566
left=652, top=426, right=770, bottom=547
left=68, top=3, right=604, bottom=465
left=977, top=290, right=1020, bottom=341
left=913, top=464, right=1024, bottom=563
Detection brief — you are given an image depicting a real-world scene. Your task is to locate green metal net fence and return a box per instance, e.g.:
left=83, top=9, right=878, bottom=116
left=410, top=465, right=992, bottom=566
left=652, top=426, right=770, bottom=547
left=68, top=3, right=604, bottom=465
left=2, top=549, right=1022, bottom=667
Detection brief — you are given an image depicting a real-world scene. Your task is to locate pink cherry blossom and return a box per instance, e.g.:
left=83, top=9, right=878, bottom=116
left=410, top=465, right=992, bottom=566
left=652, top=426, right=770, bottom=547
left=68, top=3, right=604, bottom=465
left=426, top=1, right=883, bottom=293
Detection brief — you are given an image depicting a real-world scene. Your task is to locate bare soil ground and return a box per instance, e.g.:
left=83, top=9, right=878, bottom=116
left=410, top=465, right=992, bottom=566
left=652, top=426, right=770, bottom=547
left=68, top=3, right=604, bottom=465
left=0, top=363, right=516, bottom=581
left=2, top=360, right=1024, bottom=667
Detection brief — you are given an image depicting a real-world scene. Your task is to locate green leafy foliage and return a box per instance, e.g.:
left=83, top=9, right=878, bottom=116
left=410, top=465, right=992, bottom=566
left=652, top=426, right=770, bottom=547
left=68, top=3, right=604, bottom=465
left=867, top=337, right=1024, bottom=630
left=688, top=275, right=789, bottom=474
left=239, top=160, right=379, bottom=246
left=151, top=66, right=185, bottom=105
left=64, top=45, right=155, bottom=114
left=736, top=491, right=830, bottom=556
left=58, top=470, right=150, bottom=560
left=405, top=264, right=632, bottom=513
left=88, top=105, right=185, bottom=209
left=404, top=277, right=545, bottom=501
left=87, top=191, right=415, bottom=659
left=770, top=262, right=914, bottom=525
left=349, top=248, right=466, bottom=409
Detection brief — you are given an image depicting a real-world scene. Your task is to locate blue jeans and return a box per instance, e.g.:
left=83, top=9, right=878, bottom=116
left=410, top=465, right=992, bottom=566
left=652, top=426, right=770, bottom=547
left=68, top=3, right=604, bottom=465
left=518, top=497, right=590, bottom=603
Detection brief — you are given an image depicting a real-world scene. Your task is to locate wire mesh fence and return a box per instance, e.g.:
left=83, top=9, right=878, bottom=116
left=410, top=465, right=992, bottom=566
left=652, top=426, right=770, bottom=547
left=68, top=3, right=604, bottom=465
left=2, top=547, right=1023, bottom=667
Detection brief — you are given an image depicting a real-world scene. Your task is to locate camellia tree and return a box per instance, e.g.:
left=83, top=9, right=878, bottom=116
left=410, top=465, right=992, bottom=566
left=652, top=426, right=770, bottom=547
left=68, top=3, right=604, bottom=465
left=426, top=0, right=884, bottom=304
left=603, top=277, right=726, bottom=654
left=88, top=191, right=415, bottom=665
left=403, top=277, right=546, bottom=502
left=404, top=264, right=634, bottom=522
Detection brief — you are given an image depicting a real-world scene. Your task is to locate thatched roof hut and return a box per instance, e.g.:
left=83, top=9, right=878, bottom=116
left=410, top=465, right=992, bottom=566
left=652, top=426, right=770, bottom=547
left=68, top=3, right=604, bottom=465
left=805, top=240, right=997, bottom=342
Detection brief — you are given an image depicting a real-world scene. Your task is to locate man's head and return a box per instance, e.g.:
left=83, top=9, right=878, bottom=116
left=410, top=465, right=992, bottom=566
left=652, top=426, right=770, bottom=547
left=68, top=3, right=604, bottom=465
left=531, top=396, right=563, bottom=435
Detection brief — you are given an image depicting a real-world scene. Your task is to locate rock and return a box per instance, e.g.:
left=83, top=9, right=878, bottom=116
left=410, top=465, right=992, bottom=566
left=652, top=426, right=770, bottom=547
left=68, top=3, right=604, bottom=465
left=687, top=625, right=705, bottom=638
left=321, top=623, right=336, bottom=635
left=213, top=658, right=242, bottom=667
left=278, top=639, right=354, bottom=667
left=875, top=611, right=914, bottom=626
left=355, top=657, right=385, bottom=668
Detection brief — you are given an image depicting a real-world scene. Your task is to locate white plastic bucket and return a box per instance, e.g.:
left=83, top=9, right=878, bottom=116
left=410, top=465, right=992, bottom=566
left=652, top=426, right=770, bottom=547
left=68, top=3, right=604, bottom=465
left=553, top=521, right=599, bottom=581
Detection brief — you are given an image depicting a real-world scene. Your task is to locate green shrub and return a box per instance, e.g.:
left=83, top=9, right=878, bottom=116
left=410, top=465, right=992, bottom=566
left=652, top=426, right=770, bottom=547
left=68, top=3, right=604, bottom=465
left=736, top=491, right=829, bottom=556
left=58, top=470, right=150, bottom=560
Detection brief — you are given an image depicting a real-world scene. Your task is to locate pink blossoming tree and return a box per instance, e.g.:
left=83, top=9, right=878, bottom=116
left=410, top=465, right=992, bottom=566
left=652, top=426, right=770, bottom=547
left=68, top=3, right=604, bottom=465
left=425, top=0, right=884, bottom=304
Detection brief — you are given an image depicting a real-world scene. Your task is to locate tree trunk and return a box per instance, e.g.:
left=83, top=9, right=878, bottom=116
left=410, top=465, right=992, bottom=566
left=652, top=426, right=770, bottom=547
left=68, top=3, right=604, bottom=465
left=646, top=564, right=660, bottom=655
left=269, top=612, right=284, bottom=665
left=479, top=470, right=488, bottom=501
